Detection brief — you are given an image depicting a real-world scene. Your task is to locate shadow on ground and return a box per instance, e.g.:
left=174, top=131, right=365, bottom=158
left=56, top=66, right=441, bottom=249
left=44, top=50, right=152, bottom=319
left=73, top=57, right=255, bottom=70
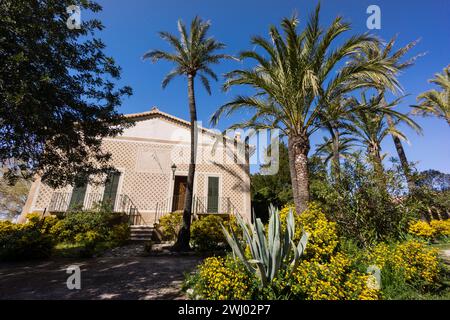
left=0, top=256, right=202, bottom=300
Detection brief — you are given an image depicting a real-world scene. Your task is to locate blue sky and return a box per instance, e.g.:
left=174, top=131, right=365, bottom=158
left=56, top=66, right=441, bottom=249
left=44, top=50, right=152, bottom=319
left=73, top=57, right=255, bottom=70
left=88, top=0, right=449, bottom=173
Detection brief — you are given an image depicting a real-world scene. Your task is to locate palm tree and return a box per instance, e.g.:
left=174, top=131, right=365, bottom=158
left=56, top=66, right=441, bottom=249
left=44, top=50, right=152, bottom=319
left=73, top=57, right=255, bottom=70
left=144, top=17, right=232, bottom=250
left=315, top=134, right=355, bottom=178
left=345, top=93, right=420, bottom=179
left=211, top=5, right=400, bottom=214
left=415, top=65, right=450, bottom=125
left=316, top=95, right=357, bottom=181
left=351, top=36, right=422, bottom=191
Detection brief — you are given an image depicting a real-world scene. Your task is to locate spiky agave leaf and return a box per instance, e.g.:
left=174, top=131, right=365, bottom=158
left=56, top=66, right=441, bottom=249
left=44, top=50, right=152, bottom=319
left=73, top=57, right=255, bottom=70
left=222, top=206, right=309, bottom=288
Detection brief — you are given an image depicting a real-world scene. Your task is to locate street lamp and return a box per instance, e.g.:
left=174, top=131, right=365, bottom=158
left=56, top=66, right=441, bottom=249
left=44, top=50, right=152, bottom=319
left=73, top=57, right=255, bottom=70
left=171, top=163, right=177, bottom=180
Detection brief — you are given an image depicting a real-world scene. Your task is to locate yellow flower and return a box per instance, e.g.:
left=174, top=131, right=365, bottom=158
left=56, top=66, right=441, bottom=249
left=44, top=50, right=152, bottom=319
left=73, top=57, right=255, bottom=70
left=409, top=220, right=436, bottom=239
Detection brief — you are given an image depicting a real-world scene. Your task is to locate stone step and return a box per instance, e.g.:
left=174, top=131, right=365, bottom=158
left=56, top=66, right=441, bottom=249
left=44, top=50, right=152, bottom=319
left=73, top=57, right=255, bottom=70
left=130, top=228, right=153, bottom=232
left=129, top=225, right=154, bottom=241
left=129, top=236, right=153, bottom=241
left=130, top=225, right=153, bottom=229
left=130, top=230, right=153, bottom=233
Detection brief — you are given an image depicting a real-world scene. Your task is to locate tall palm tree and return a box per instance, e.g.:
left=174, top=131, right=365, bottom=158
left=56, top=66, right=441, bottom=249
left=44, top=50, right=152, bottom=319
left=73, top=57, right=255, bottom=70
left=144, top=17, right=232, bottom=250
left=351, top=36, right=422, bottom=191
left=415, top=65, right=450, bottom=125
left=211, top=5, right=400, bottom=214
left=345, top=93, right=420, bottom=178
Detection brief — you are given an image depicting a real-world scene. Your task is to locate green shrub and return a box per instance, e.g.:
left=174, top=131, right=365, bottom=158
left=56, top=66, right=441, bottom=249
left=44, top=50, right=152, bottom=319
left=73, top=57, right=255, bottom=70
left=158, top=213, right=183, bottom=241
left=48, top=208, right=129, bottom=257
left=191, top=215, right=229, bottom=251
left=310, top=154, right=415, bottom=246
left=108, top=223, right=131, bottom=245
left=0, top=214, right=56, bottom=261
left=50, top=209, right=128, bottom=244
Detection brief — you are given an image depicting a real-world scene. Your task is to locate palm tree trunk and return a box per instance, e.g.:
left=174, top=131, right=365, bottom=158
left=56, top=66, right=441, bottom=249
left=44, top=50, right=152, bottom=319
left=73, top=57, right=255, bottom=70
left=385, top=114, right=415, bottom=191
left=368, top=144, right=386, bottom=187
left=288, top=134, right=310, bottom=214
left=329, top=126, right=341, bottom=181
left=173, top=74, right=197, bottom=251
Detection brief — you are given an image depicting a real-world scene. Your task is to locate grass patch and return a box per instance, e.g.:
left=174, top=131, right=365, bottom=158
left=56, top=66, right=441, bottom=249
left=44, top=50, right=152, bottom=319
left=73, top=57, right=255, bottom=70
left=53, top=241, right=119, bottom=258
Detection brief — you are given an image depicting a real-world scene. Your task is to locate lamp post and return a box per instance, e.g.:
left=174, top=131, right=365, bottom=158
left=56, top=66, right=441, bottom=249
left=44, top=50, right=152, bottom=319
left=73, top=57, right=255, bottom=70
left=171, top=163, right=177, bottom=180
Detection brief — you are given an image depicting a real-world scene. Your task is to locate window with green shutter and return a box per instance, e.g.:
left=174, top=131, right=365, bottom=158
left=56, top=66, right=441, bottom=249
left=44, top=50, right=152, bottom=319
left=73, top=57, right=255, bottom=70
left=103, top=171, right=121, bottom=209
left=207, top=176, right=219, bottom=213
left=69, top=177, right=88, bottom=210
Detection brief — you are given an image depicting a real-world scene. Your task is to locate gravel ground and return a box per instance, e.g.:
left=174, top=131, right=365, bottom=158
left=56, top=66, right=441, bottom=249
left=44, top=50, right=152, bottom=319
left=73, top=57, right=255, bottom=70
left=0, top=254, right=202, bottom=300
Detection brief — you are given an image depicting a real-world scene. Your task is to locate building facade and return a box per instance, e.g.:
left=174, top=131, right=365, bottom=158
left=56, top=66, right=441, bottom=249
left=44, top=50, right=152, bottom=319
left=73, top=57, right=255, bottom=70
left=20, top=108, right=251, bottom=225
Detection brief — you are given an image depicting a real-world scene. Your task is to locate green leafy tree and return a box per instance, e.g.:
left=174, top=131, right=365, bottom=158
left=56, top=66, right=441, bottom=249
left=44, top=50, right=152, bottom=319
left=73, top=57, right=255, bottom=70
left=0, top=0, right=132, bottom=187
left=212, top=5, right=399, bottom=213
left=251, top=142, right=292, bottom=221
left=143, top=17, right=232, bottom=250
left=416, top=169, right=450, bottom=191
left=0, top=169, right=30, bottom=221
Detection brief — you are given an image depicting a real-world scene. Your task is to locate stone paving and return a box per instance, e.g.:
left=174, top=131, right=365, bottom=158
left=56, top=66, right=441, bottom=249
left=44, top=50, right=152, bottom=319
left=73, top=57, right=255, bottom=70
left=0, top=248, right=202, bottom=300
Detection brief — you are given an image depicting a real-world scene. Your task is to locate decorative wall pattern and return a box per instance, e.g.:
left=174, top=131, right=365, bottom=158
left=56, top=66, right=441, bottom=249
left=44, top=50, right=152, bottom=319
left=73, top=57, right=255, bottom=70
left=27, top=112, right=251, bottom=222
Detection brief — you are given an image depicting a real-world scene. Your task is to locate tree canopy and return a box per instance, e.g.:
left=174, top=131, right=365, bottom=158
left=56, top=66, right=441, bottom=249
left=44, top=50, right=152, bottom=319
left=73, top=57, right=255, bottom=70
left=0, top=0, right=132, bottom=187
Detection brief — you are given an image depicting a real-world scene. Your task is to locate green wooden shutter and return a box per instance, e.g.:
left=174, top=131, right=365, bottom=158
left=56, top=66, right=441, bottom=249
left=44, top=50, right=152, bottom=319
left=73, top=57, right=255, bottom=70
left=69, top=179, right=88, bottom=210
left=207, top=176, right=219, bottom=213
left=103, top=171, right=121, bottom=209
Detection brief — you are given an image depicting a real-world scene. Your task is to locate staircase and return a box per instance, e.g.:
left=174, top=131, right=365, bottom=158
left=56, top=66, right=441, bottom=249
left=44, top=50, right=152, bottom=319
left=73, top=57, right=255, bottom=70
left=129, top=225, right=154, bottom=241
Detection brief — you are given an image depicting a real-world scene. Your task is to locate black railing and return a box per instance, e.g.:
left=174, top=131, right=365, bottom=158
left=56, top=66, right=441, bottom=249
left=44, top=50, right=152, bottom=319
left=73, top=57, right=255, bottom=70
left=48, top=192, right=146, bottom=225
left=195, top=196, right=238, bottom=215
left=117, top=194, right=146, bottom=225
left=154, top=195, right=238, bottom=223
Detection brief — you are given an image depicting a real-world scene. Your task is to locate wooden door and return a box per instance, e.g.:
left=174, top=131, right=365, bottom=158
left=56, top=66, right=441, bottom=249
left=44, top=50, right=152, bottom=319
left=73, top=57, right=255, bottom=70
left=172, top=176, right=187, bottom=212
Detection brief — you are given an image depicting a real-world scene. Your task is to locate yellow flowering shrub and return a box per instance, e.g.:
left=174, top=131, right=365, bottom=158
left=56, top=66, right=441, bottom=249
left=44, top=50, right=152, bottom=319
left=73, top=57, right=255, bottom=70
left=368, top=240, right=440, bottom=285
left=190, top=256, right=256, bottom=300
left=186, top=204, right=378, bottom=300
left=408, top=220, right=436, bottom=239
left=158, top=212, right=183, bottom=241
left=191, top=215, right=227, bottom=251
left=430, top=220, right=450, bottom=238
left=393, top=240, right=440, bottom=283
left=291, top=253, right=378, bottom=300
left=0, top=214, right=56, bottom=260
left=409, top=219, right=450, bottom=240
left=279, top=203, right=339, bottom=259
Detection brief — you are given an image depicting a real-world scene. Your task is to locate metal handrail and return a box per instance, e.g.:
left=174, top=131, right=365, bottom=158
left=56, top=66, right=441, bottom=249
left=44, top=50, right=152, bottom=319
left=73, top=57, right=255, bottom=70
left=154, top=195, right=238, bottom=224
left=48, top=192, right=146, bottom=225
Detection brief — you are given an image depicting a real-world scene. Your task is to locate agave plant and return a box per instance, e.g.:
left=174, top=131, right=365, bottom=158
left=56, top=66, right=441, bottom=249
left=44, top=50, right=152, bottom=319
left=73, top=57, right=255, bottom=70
left=222, top=206, right=308, bottom=288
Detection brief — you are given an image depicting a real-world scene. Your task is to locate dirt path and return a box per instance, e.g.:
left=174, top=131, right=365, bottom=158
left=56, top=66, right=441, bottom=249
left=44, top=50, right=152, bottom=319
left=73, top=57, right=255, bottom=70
left=0, top=255, right=201, bottom=300
left=441, top=249, right=450, bottom=265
